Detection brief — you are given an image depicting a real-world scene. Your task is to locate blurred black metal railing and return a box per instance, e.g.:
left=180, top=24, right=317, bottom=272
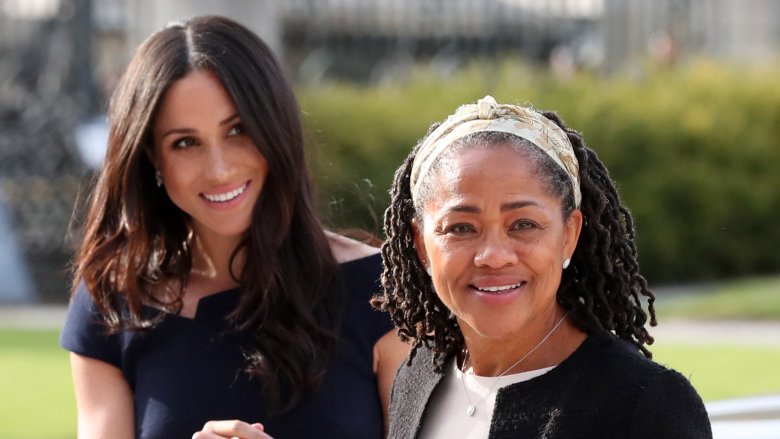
left=0, top=0, right=99, bottom=302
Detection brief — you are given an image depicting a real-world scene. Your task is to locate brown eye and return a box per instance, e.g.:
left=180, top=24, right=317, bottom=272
left=447, top=223, right=476, bottom=235
left=172, top=137, right=196, bottom=149
left=511, top=220, right=538, bottom=231
left=228, top=123, right=244, bottom=136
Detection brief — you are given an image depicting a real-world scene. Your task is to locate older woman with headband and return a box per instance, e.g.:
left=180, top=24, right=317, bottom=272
left=374, top=96, right=712, bottom=438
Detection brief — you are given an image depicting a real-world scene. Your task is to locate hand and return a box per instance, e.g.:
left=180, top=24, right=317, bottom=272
left=192, top=420, right=273, bottom=439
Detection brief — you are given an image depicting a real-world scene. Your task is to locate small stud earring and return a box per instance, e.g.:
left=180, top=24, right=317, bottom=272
left=155, top=170, right=163, bottom=187
left=562, top=258, right=571, bottom=269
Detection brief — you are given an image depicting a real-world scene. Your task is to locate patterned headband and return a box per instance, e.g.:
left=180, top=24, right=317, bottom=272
left=409, top=95, right=581, bottom=208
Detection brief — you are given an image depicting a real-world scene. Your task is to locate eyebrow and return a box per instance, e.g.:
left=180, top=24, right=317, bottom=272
left=159, top=113, right=240, bottom=139
left=447, top=200, right=540, bottom=214
left=220, top=113, right=240, bottom=125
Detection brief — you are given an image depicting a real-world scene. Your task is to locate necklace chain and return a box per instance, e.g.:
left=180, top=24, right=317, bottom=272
left=460, top=311, right=569, bottom=417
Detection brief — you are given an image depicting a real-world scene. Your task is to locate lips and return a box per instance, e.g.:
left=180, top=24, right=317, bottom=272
left=201, top=181, right=249, bottom=203
left=470, top=279, right=527, bottom=294
left=473, top=282, right=525, bottom=293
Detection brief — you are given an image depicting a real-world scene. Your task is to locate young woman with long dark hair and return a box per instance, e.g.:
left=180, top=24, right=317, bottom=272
left=61, top=15, right=407, bottom=439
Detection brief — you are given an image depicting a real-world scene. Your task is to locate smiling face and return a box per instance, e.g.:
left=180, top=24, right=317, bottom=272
left=151, top=69, right=268, bottom=244
left=413, top=143, right=582, bottom=343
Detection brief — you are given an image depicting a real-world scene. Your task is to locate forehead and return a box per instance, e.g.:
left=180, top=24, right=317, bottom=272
left=154, top=69, right=236, bottom=128
left=420, top=145, right=552, bottom=211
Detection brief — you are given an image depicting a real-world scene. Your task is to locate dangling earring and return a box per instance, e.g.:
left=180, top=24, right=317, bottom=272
left=155, top=170, right=163, bottom=187
left=562, top=258, right=571, bottom=269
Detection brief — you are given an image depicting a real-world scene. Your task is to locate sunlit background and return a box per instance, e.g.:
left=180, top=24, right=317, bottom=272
left=1, top=1, right=779, bottom=438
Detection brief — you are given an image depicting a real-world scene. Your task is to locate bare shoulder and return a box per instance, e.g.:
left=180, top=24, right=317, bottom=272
left=373, top=329, right=412, bottom=426
left=375, top=329, right=411, bottom=360
left=326, top=230, right=380, bottom=263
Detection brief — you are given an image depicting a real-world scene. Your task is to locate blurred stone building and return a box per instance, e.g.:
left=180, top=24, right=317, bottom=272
left=91, top=0, right=780, bottom=82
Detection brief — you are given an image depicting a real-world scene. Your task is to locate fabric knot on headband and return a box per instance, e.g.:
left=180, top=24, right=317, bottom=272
left=409, top=95, right=581, bottom=208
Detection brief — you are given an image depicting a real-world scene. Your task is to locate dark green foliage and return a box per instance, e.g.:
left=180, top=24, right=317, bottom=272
left=299, top=61, right=780, bottom=283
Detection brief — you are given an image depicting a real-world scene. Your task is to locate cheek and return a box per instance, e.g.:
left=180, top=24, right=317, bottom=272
left=525, top=238, right=554, bottom=259
left=525, top=239, right=567, bottom=282
left=423, top=235, right=447, bottom=268
left=426, top=238, right=468, bottom=283
left=161, top=163, right=194, bottom=190
left=159, top=159, right=199, bottom=206
left=244, top=145, right=269, bottom=173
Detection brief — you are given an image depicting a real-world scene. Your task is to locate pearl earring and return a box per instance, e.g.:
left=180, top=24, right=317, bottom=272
left=562, top=258, right=571, bottom=269
left=155, top=170, right=163, bottom=187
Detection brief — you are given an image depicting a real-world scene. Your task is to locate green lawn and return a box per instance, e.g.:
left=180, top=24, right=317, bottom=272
left=654, top=275, right=780, bottom=320
left=653, top=343, right=780, bottom=401
left=4, top=273, right=780, bottom=439
left=1, top=329, right=779, bottom=439
left=0, top=330, right=76, bottom=439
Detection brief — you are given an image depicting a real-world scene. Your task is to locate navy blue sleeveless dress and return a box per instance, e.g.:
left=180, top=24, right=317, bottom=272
left=60, top=254, right=391, bottom=439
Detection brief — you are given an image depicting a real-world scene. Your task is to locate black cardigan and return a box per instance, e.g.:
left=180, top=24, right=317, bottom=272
left=388, top=333, right=712, bottom=439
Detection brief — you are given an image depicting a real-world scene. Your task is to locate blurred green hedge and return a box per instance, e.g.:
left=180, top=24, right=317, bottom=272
left=297, top=60, right=780, bottom=283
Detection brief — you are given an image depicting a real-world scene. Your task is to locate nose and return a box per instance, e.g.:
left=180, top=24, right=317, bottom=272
left=204, top=142, right=234, bottom=183
left=473, top=231, right=518, bottom=269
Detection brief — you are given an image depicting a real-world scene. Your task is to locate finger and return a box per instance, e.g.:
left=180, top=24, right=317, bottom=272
left=198, top=420, right=269, bottom=438
left=250, top=423, right=272, bottom=438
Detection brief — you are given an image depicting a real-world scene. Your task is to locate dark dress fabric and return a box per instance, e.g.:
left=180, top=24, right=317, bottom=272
left=389, top=332, right=713, bottom=439
left=61, top=254, right=391, bottom=439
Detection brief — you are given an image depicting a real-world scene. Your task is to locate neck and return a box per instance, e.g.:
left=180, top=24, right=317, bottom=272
left=461, top=308, right=584, bottom=377
left=189, top=227, right=245, bottom=291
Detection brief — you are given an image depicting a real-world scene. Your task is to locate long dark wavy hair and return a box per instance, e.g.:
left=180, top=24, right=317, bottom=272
left=372, top=108, right=657, bottom=371
left=71, top=16, right=340, bottom=411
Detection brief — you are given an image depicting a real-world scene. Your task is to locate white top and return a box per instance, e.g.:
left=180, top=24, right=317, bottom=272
left=418, top=359, right=555, bottom=439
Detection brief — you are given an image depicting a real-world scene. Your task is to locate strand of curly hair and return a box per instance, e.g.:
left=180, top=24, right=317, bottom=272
left=372, top=110, right=657, bottom=372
